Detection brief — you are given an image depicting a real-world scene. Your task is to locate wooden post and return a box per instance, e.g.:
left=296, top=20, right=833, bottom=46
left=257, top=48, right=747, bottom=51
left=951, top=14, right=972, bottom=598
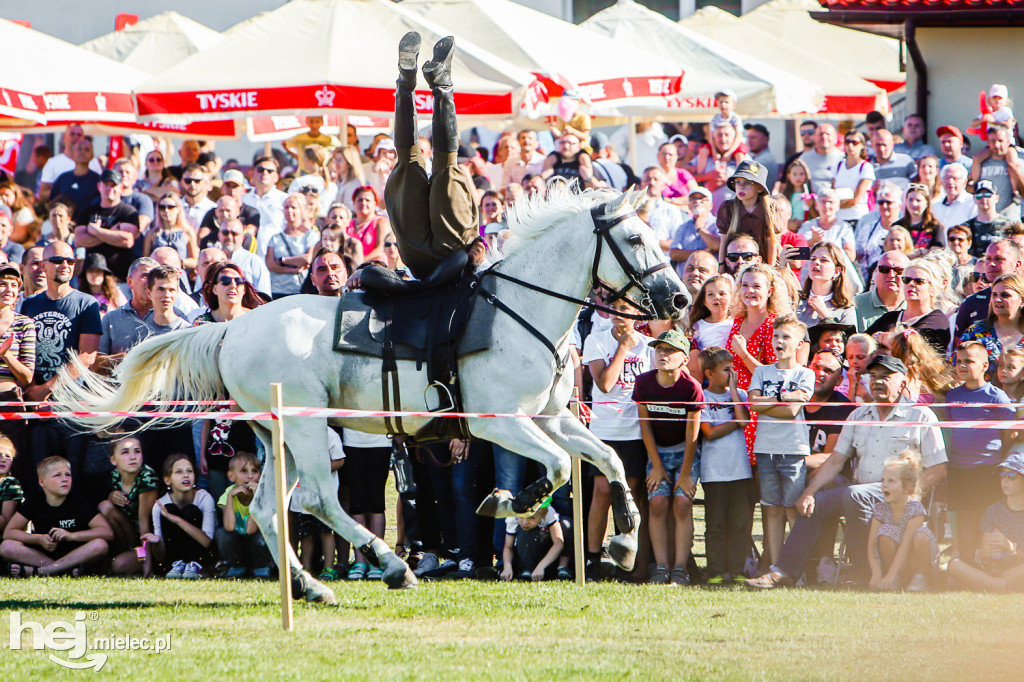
left=570, top=388, right=585, bottom=586
left=270, top=383, right=293, bottom=631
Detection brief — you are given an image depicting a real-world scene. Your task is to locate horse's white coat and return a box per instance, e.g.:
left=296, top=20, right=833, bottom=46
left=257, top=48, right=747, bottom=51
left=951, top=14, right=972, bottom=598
left=52, top=187, right=686, bottom=597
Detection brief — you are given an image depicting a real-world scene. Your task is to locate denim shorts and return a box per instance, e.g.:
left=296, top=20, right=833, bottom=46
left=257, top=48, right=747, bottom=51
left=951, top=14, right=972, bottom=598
left=647, top=446, right=700, bottom=499
left=756, top=453, right=806, bottom=507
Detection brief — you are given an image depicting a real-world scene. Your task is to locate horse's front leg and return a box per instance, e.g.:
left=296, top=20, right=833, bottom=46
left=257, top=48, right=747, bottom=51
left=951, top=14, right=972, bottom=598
left=469, top=415, right=571, bottom=519
left=535, top=409, right=641, bottom=572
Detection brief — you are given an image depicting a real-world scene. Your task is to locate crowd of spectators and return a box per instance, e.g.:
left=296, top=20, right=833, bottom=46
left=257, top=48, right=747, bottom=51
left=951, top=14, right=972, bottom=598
left=1, top=89, right=1023, bottom=592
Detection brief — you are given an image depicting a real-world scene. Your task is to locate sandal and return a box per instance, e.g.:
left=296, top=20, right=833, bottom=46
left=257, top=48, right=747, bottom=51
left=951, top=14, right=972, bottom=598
left=745, top=571, right=794, bottom=589
left=347, top=562, right=368, bottom=581
left=366, top=566, right=383, bottom=581
left=318, top=567, right=339, bottom=582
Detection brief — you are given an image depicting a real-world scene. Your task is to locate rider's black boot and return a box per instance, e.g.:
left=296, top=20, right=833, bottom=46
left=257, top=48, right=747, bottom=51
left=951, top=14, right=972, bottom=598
left=423, top=37, right=458, bottom=159
left=394, top=32, right=421, bottom=149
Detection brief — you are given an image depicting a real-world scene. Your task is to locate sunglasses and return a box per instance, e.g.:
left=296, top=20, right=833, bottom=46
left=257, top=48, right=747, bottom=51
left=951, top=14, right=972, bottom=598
left=972, top=272, right=989, bottom=283
left=877, top=200, right=894, bottom=206
left=800, top=129, right=816, bottom=136
left=384, top=241, right=397, bottom=247
left=181, top=177, right=203, bottom=185
left=146, top=157, right=163, bottom=163
left=1001, top=470, right=1020, bottom=480
left=219, top=230, right=241, bottom=237
left=217, top=275, right=245, bottom=287
left=727, top=252, right=757, bottom=262
left=158, top=203, right=177, bottom=210
left=254, top=166, right=276, bottom=175
left=901, top=276, right=928, bottom=285
left=299, top=186, right=320, bottom=195
left=843, top=139, right=861, bottom=145
left=46, top=256, right=75, bottom=265
left=907, top=183, right=929, bottom=193
left=877, top=265, right=904, bottom=275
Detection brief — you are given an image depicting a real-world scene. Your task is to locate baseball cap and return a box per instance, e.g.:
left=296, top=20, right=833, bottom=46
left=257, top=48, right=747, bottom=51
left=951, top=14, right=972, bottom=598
left=974, top=179, right=997, bottom=197
left=866, top=354, right=907, bottom=375
left=375, top=138, right=396, bottom=154
left=457, top=144, right=478, bottom=163
left=590, top=131, right=610, bottom=152
left=997, top=452, right=1024, bottom=476
left=668, top=133, right=689, bottom=145
left=100, top=168, right=123, bottom=185
left=222, top=169, right=246, bottom=186
left=0, top=263, right=21, bottom=281
left=936, top=125, right=963, bottom=140
left=744, top=123, right=770, bottom=138
left=688, top=186, right=712, bottom=200
left=990, top=84, right=1009, bottom=99
left=715, top=89, right=736, bottom=101
left=648, top=329, right=690, bottom=355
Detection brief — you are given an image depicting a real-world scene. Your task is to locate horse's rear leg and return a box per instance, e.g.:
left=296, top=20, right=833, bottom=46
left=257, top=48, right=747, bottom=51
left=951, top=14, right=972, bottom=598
left=287, top=418, right=416, bottom=590
left=535, top=410, right=641, bottom=572
left=248, top=423, right=336, bottom=605
left=470, top=417, right=572, bottom=519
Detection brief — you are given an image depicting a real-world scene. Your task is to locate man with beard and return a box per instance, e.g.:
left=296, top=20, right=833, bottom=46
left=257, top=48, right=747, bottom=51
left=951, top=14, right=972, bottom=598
left=309, top=248, right=347, bottom=297
left=212, top=219, right=272, bottom=299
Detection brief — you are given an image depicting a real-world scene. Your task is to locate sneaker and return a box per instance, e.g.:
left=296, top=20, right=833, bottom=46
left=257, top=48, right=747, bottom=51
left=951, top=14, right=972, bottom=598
left=816, top=557, right=837, bottom=584
left=556, top=566, right=573, bottom=581
left=182, top=561, right=204, bottom=580
left=224, top=566, right=247, bottom=580
left=517, top=570, right=533, bottom=581
left=445, top=558, right=476, bottom=580
left=670, top=566, right=690, bottom=586
left=906, top=573, right=929, bottom=592
left=366, top=566, right=383, bottom=581
left=474, top=565, right=499, bottom=581
left=252, top=567, right=272, bottom=580
left=649, top=564, right=670, bottom=585
left=412, top=552, right=439, bottom=577
left=318, top=567, right=339, bottom=582
left=165, top=560, right=186, bottom=579
left=705, top=574, right=726, bottom=586
left=420, top=558, right=457, bottom=579
left=732, top=574, right=749, bottom=585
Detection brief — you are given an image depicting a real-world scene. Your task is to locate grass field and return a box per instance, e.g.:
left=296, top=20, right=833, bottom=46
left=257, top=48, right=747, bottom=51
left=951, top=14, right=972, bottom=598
left=3, top=576, right=1024, bottom=680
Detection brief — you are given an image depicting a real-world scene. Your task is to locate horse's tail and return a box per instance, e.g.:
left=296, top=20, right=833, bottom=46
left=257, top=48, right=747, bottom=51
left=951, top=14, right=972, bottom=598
left=50, top=322, right=229, bottom=433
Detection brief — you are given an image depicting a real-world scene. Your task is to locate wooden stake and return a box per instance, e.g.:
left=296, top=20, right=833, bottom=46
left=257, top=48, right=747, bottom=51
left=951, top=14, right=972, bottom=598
left=270, top=383, right=293, bottom=631
left=570, top=388, right=585, bottom=586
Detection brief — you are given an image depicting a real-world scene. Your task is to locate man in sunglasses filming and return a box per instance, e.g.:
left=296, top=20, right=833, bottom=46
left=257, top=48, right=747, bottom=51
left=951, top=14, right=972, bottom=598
left=853, top=250, right=908, bottom=331
left=722, top=235, right=762, bottom=276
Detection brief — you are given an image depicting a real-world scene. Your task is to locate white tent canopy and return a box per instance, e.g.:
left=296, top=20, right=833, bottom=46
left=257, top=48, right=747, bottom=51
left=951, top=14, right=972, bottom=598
left=80, top=11, right=222, bottom=74
left=133, top=0, right=544, bottom=121
left=680, top=6, right=889, bottom=115
left=402, top=0, right=686, bottom=117
left=582, top=0, right=823, bottom=117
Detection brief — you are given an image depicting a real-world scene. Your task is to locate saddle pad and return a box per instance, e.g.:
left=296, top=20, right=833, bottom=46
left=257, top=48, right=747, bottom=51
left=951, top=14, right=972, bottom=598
left=333, top=289, right=495, bottom=360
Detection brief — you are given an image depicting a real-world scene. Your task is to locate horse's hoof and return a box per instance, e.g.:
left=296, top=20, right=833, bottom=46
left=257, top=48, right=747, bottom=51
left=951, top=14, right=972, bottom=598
left=476, top=489, right=515, bottom=518
left=607, top=532, right=638, bottom=572
left=381, top=552, right=418, bottom=589
left=305, top=580, right=337, bottom=605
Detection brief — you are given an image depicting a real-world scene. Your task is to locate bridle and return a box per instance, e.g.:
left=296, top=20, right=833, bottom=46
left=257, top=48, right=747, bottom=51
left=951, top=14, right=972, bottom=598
left=475, top=201, right=672, bottom=371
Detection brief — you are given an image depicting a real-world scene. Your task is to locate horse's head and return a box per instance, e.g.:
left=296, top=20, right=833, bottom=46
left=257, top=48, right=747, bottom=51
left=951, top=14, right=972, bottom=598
left=590, top=190, right=690, bottom=320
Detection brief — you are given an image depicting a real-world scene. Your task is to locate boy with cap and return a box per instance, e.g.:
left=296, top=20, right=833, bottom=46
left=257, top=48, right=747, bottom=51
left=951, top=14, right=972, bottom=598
left=632, top=330, right=704, bottom=585
left=947, top=453, right=1024, bottom=592
left=963, top=179, right=1011, bottom=258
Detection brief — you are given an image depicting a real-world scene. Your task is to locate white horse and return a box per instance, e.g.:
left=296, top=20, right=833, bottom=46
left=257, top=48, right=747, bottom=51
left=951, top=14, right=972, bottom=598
left=53, top=187, right=688, bottom=603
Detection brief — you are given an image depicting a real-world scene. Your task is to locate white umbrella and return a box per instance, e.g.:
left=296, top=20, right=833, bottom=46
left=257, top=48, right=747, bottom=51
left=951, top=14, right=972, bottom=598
left=133, top=0, right=545, bottom=122
left=402, top=0, right=686, bottom=117
left=80, top=11, right=222, bottom=74
left=582, top=0, right=823, bottom=117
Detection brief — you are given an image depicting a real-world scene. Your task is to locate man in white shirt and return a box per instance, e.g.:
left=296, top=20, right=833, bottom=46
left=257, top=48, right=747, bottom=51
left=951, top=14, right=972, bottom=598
left=242, top=156, right=288, bottom=255
left=638, top=167, right=683, bottom=254
left=37, top=124, right=102, bottom=202
left=932, top=163, right=978, bottom=228
left=799, top=123, right=843, bottom=193
left=501, top=129, right=545, bottom=189
left=180, top=164, right=216, bottom=230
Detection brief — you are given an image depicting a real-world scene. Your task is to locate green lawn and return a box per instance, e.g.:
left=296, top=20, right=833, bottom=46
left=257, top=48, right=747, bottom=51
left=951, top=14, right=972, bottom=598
left=3, top=577, right=1023, bottom=680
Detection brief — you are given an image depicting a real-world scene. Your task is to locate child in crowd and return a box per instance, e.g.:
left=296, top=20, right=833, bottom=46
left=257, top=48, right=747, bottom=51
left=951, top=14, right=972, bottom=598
left=947, top=453, right=1024, bottom=592
left=216, top=451, right=272, bottom=579
left=997, top=348, right=1024, bottom=400
left=698, top=347, right=752, bottom=584
left=291, top=429, right=345, bottom=580
left=0, top=456, right=112, bottom=576
left=145, top=454, right=215, bottom=580
left=867, top=449, right=937, bottom=592
left=99, top=435, right=159, bottom=576
left=499, top=497, right=568, bottom=582
left=710, top=90, right=743, bottom=149
left=845, top=333, right=876, bottom=403
left=581, top=297, right=652, bottom=580
left=946, top=341, right=1015, bottom=562
left=0, top=435, right=23, bottom=536
left=748, top=315, right=814, bottom=568
left=633, top=330, right=704, bottom=585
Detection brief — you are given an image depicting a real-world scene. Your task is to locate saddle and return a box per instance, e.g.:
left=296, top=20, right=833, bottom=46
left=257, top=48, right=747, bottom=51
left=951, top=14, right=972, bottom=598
left=333, top=250, right=495, bottom=444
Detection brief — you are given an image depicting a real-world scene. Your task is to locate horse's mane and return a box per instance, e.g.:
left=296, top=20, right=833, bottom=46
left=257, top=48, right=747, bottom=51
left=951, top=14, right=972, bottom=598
left=502, top=185, right=637, bottom=255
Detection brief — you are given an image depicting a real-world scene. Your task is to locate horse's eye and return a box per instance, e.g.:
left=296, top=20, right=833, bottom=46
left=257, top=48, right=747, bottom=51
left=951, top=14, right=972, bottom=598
left=628, top=235, right=643, bottom=247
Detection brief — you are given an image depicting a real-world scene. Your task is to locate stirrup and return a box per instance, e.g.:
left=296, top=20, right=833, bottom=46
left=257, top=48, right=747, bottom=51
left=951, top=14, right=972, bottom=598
left=424, top=381, right=455, bottom=413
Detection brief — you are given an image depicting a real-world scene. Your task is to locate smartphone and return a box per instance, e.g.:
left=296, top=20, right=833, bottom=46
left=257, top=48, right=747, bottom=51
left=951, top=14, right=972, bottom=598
left=792, top=246, right=811, bottom=260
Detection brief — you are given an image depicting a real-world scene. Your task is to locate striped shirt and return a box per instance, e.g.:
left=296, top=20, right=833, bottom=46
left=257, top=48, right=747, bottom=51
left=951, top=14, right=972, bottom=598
left=0, top=314, right=35, bottom=383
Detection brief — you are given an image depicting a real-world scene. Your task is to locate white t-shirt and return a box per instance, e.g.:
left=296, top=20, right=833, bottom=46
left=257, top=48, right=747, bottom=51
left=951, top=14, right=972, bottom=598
left=798, top=218, right=856, bottom=253
left=581, top=327, right=653, bottom=441
left=749, top=363, right=815, bottom=456
left=290, top=428, right=345, bottom=512
left=833, top=159, right=875, bottom=222
left=152, top=489, right=216, bottom=541
left=692, top=318, right=733, bottom=351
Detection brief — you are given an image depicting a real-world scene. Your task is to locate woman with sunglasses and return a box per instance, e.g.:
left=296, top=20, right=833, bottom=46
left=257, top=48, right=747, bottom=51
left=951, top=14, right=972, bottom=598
left=854, top=182, right=902, bottom=280
left=266, top=194, right=319, bottom=298
left=194, top=262, right=264, bottom=500
left=143, top=193, right=199, bottom=270
left=796, top=243, right=857, bottom=330
left=832, top=131, right=875, bottom=224
left=896, top=183, right=946, bottom=258
left=956, top=273, right=1024, bottom=377
left=346, top=185, right=388, bottom=263
left=381, top=231, right=410, bottom=279
left=137, top=151, right=179, bottom=201
left=867, top=258, right=950, bottom=354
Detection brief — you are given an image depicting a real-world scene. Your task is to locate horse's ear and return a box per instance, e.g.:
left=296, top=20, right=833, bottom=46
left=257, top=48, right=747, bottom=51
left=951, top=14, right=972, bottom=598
left=605, top=188, right=631, bottom=216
